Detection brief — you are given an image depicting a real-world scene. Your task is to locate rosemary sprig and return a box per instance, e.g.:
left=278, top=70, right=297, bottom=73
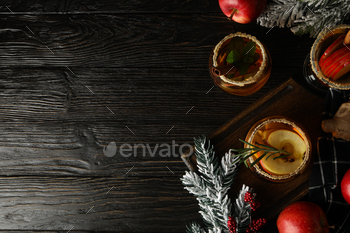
left=231, top=139, right=292, bottom=168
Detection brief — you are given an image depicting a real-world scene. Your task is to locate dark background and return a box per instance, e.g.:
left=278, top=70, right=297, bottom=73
left=0, top=0, right=333, bottom=232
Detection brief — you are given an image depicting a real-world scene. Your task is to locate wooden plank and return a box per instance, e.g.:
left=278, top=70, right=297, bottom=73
left=0, top=15, right=314, bottom=69
left=0, top=0, right=221, bottom=14
left=182, top=78, right=325, bottom=222
left=0, top=67, right=286, bottom=120
left=0, top=176, right=200, bottom=232
left=0, top=67, right=291, bottom=176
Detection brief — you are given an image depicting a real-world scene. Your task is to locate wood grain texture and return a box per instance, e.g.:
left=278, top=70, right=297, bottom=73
left=0, top=0, right=221, bottom=14
left=0, top=14, right=314, bottom=69
left=0, top=66, right=292, bottom=176
left=0, top=176, right=201, bottom=232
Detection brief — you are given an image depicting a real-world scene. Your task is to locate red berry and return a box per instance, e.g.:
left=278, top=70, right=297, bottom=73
left=227, top=216, right=237, bottom=233
left=248, top=218, right=266, bottom=232
left=250, top=201, right=261, bottom=211
left=244, top=192, right=254, bottom=203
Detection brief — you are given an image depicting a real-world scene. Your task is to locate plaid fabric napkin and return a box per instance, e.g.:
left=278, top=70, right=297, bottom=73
left=309, top=88, right=350, bottom=232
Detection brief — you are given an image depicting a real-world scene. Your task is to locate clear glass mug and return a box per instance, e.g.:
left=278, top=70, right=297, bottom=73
left=209, top=32, right=272, bottom=96
left=304, top=24, right=350, bottom=93
left=244, top=116, right=311, bottom=182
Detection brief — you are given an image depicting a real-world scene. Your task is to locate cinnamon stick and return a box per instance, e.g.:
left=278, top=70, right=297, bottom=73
left=212, top=65, right=237, bottom=77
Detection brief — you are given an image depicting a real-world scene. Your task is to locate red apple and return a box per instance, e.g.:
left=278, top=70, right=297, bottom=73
left=341, top=168, right=350, bottom=205
left=319, top=34, right=345, bottom=68
left=277, top=201, right=329, bottom=233
left=218, top=0, right=267, bottom=24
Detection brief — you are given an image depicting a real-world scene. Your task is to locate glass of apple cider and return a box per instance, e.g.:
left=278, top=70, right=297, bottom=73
left=209, top=32, right=272, bottom=96
left=305, top=24, right=350, bottom=91
left=244, top=116, right=311, bottom=182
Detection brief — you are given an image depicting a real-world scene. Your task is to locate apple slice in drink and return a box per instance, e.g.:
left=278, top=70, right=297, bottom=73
left=259, top=123, right=292, bottom=142
left=260, top=129, right=307, bottom=175
left=261, top=128, right=275, bottom=141
left=321, top=47, right=350, bottom=77
left=329, top=53, right=350, bottom=80
left=319, top=35, right=345, bottom=68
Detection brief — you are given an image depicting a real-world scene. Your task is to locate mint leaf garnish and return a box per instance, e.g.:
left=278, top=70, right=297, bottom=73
left=225, top=38, right=258, bottom=76
left=238, top=61, right=250, bottom=75
left=227, top=37, right=244, bottom=54
left=242, top=41, right=256, bottom=57
left=226, top=51, right=234, bottom=64
left=243, top=56, right=254, bottom=64
left=227, top=73, right=235, bottom=79
left=226, top=49, right=240, bottom=64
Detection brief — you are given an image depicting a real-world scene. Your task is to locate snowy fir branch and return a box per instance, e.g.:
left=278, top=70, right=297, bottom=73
left=233, top=185, right=252, bottom=233
left=257, top=0, right=350, bottom=37
left=292, top=0, right=350, bottom=37
left=182, top=136, right=266, bottom=233
left=181, top=136, right=241, bottom=232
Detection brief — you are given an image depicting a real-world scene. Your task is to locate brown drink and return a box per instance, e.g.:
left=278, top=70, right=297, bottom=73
left=209, top=32, right=272, bottom=96
left=244, top=116, right=311, bottom=182
left=308, top=24, right=350, bottom=90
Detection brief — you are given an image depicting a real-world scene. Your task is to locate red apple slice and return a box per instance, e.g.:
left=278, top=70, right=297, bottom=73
left=319, top=35, right=345, bottom=68
left=329, top=52, right=350, bottom=80
left=322, top=46, right=349, bottom=73
left=321, top=47, right=350, bottom=77
left=325, top=48, right=350, bottom=78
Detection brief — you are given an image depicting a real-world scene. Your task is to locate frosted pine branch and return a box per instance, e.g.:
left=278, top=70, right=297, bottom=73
left=307, top=0, right=347, bottom=8
left=234, top=185, right=252, bottom=233
left=292, top=1, right=350, bottom=37
left=182, top=171, right=207, bottom=197
left=257, top=0, right=350, bottom=37
left=257, top=0, right=307, bottom=28
left=181, top=136, right=241, bottom=232
left=186, top=222, right=207, bottom=233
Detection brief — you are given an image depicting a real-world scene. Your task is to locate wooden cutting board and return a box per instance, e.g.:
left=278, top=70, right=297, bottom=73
left=181, top=78, right=325, bottom=222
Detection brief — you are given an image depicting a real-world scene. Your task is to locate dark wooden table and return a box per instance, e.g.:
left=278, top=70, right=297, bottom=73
left=0, top=1, right=337, bottom=232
